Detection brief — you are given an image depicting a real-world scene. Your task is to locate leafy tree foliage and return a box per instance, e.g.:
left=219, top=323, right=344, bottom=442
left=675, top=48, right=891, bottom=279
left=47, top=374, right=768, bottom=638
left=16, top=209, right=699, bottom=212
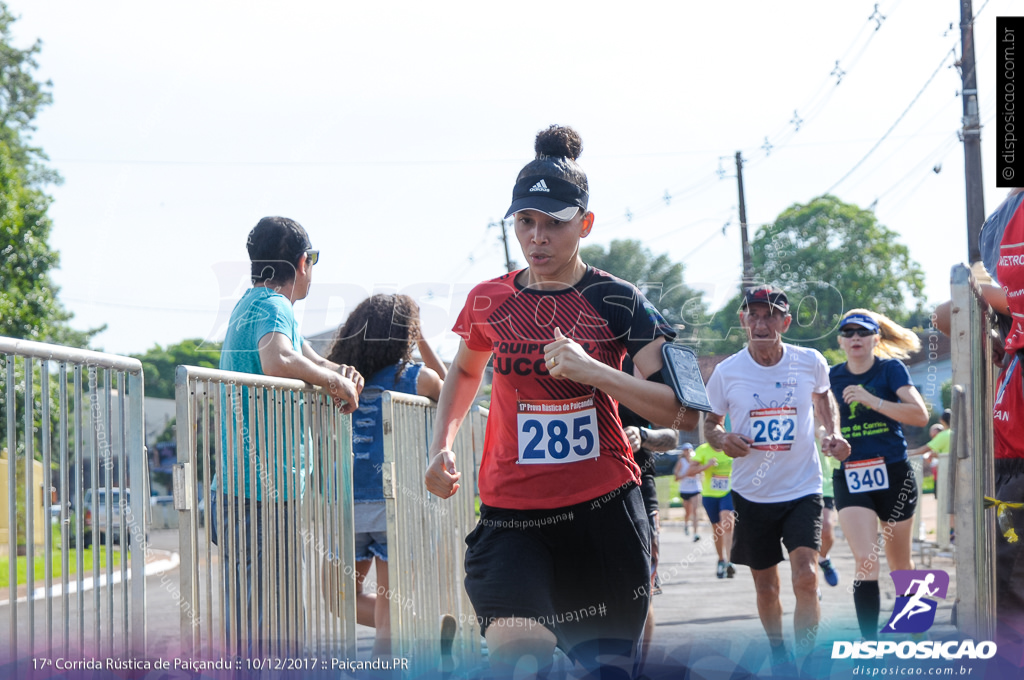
left=703, top=195, right=926, bottom=355
left=580, top=239, right=707, bottom=333
left=0, top=3, right=94, bottom=346
left=131, top=339, right=222, bottom=399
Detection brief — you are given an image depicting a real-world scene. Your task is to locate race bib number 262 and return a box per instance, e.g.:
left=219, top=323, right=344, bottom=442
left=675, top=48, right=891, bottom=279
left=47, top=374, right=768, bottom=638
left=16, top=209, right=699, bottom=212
left=517, top=396, right=600, bottom=465
left=749, top=407, right=797, bottom=451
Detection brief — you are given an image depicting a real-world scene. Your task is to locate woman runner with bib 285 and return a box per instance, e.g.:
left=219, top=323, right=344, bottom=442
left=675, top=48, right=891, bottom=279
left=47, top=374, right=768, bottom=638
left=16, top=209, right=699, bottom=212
left=828, top=309, right=929, bottom=640
left=424, top=125, right=698, bottom=678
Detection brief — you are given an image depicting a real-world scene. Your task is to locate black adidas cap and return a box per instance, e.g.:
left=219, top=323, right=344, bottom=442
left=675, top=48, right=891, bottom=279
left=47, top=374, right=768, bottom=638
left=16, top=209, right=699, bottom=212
left=504, top=175, right=589, bottom=221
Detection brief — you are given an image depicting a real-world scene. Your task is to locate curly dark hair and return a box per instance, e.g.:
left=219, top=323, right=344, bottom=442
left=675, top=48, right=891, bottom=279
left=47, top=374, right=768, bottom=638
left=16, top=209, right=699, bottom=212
left=326, top=294, right=421, bottom=385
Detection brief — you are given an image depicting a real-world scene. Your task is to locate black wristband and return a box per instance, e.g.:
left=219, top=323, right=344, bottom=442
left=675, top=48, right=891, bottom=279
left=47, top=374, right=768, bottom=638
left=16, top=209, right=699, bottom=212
left=639, top=428, right=648, bottom=444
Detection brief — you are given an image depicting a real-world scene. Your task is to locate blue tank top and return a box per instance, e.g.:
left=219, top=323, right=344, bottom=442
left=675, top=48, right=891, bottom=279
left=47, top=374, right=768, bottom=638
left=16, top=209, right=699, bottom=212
left=352, top=362, right=422, bottom=501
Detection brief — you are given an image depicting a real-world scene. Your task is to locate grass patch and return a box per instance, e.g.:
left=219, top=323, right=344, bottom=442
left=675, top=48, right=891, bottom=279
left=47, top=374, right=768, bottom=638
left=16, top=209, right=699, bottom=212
left=0, top=544, right=122, bottom=588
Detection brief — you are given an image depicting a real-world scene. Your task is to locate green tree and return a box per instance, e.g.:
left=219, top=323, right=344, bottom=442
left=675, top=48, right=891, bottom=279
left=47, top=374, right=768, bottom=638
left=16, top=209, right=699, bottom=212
left=580, top=239, right=707, bottom=335
left=0, top=3, right=95, bottom=346
left=704, top=195, right=926, bottom=355
left=130, top=339, right=222, bottom=399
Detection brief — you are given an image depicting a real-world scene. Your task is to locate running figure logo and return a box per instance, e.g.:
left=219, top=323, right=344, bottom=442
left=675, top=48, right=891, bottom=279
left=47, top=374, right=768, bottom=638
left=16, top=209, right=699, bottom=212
left=881, top=570, right=950, bottom=634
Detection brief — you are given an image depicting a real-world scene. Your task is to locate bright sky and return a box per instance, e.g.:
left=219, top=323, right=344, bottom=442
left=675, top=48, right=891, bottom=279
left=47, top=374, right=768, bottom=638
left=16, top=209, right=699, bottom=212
left=7, top=0, right=1019, bottom=359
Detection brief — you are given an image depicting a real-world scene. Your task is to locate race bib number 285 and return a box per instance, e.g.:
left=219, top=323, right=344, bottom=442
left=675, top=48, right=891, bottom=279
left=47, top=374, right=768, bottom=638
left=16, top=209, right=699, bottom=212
left=517, top=396, right=600, bottom=465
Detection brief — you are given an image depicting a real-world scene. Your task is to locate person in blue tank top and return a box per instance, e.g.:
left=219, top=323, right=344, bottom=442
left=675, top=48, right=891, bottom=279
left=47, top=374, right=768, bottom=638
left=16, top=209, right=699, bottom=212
left=828, top=309, right=929, bottom=641
left=326, top=293, right=445, bottom=655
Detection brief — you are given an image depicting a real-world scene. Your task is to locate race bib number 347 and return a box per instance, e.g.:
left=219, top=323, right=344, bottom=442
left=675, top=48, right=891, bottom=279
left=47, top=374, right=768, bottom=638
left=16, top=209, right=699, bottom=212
left=517, top=396, right=600, bottom=465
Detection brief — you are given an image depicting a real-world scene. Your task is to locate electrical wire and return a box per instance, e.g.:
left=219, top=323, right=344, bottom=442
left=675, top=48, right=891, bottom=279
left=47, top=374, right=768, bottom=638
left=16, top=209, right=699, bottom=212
left=824, top=47, right=957, bottom=194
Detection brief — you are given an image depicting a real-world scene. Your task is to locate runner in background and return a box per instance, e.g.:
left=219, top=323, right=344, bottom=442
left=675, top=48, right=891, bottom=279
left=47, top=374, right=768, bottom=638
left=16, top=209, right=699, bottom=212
left=829, top=309, right=929, bottom=641
left=689, top=441, right=735, bottom=578
left=673, top=444, right=702, bottom=541
left=816, top=425, right=841, bottom=588
left=424, top=124, right=699, bottom=678
left=619, top=358, right=680, bottom=673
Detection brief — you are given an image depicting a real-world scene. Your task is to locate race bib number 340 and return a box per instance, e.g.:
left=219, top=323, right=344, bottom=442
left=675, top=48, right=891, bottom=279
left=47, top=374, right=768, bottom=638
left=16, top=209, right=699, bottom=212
left=844, top=457, right=889, bottom=493
left=517, top=396, right=600, bottom=465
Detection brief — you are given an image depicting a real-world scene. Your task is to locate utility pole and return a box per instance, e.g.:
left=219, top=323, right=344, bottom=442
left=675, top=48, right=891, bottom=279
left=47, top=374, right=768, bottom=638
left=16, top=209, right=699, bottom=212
left=490, top=219, right=516, bottom=273
left=960, top=0, right=985, bottom=263
left=736, top=151, right=755, bottom=288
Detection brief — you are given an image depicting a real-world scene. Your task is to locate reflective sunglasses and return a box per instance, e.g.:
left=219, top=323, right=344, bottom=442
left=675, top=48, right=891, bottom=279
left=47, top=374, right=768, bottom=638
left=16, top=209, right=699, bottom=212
left=839, top=328, right=876, bottom=338
left=305, top=249, right=320, bottom=266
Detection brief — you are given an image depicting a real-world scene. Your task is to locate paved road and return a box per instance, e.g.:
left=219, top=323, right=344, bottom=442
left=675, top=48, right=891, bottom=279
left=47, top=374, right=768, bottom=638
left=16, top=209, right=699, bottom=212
left=2, top=495, right=957, bottom=676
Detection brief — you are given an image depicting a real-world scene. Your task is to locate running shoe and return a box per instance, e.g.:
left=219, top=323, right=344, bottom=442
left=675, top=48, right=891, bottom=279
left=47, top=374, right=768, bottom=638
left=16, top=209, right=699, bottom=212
left=716, top=560, right=726, bottom=579
left=684, top=526, right=689, bottom=536
left=816, top=587, right=822, bottom=601
left=819, top=558, right=840, bottom=587
left=726, top=562, right=736, bottom=578
left=693, top=534, right=701, bottom=543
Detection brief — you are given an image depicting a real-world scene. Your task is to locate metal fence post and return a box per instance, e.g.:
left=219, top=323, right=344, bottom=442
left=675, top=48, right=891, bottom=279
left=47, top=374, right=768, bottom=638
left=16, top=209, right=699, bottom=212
left=0, top=337, right=147, bottom=663
left=949, top=263, right=997, bottom=641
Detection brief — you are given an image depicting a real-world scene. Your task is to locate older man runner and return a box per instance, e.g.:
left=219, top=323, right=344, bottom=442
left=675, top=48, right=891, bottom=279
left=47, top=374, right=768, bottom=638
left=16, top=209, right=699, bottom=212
left=704, top=285, right=849, bottom=664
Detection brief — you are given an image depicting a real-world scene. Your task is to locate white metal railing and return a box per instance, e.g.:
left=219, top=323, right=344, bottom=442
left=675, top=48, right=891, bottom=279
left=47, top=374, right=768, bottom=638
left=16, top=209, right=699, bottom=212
left=0, top=336, right=147, bottom=662
left=174, top=365, right=356, bottom=660
left=948, top=263, right=997, bottom=641
left=381, top=393, right=486, bottom=672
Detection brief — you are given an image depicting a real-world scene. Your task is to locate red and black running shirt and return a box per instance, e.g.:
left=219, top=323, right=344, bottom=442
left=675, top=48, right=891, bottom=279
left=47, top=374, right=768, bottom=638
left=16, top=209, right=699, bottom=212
left=453, top=266, right=675, bottom=509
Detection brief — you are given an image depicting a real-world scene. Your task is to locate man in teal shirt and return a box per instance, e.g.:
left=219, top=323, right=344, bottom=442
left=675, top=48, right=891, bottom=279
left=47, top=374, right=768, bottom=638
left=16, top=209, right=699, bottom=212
left=216, top=216, right=363, bottom=653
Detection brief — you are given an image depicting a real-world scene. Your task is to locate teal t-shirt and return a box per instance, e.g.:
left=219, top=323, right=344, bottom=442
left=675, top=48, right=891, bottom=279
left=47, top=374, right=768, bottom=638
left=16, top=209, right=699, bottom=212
left=219, top=287, right=305, bottom=501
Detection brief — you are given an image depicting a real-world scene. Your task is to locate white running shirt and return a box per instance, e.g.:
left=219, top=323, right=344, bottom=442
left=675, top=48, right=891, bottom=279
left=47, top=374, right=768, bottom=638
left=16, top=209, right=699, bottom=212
left=705, top=344, right=828, bottom=503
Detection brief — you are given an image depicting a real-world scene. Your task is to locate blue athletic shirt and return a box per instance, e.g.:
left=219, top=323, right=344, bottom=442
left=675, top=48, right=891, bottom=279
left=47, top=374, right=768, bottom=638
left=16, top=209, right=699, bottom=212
left=829, top=358, right=913, bottom=465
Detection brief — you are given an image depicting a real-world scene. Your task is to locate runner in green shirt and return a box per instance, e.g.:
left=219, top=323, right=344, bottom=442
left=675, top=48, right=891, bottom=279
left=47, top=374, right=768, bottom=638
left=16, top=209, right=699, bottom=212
left=690, top=442, right=736, bottom=578
left=818, top=438, right=841, bottom=587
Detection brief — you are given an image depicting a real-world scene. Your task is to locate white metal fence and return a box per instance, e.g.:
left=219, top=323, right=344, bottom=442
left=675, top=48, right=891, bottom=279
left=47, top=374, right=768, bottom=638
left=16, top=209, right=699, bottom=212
left=948, top=263, right=997, bottom=641
left=173, top=365, right=357, bottom=660
left=0, top=337, right=148, bottom=663
left=381, top=393, right=486, bottom=671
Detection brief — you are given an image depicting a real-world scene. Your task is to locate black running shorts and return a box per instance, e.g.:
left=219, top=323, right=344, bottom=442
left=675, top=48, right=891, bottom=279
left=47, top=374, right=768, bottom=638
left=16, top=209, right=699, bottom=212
left=464, top=484, right=651, bottom=665
left=730, top=491, right=823, bottom=570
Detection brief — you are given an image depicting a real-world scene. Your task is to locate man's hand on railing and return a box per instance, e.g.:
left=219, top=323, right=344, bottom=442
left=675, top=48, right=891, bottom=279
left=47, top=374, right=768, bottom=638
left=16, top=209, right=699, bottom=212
left=328, top=368, right=363, bottom=414
left=425, top=450, right=461, bottom=498
left=337, top=364, right=364, bottom=395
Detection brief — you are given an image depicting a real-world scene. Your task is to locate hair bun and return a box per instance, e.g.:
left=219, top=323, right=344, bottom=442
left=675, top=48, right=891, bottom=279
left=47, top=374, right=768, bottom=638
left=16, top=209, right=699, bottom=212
left=534, top=125, right=583, bottom=161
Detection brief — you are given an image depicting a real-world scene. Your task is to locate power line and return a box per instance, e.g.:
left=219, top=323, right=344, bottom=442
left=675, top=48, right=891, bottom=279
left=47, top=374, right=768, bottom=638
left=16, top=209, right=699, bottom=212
left=824, top=48, right=956, bottom=194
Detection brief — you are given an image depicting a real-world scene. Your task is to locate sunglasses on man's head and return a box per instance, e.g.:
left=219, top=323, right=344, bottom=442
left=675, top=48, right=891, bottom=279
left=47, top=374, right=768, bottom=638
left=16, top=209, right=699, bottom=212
left=305, top=249, right=319, bottom=266
left=839, top=328, right=875, bottom=338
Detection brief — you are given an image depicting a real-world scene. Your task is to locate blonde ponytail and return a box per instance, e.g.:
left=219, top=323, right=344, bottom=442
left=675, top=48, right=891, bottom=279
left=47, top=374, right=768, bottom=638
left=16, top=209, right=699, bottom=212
left=843, top=308, right=920, bottom=360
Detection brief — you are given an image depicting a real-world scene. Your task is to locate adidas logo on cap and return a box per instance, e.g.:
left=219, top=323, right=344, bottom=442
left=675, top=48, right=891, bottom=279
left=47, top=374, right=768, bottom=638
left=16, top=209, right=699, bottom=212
left=529, top=180, right=550, bottom=193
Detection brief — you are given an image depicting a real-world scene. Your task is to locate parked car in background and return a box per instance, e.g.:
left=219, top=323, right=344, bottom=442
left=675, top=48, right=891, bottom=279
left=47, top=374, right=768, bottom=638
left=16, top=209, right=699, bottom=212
left=82, top=488, right=136, bottom=546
